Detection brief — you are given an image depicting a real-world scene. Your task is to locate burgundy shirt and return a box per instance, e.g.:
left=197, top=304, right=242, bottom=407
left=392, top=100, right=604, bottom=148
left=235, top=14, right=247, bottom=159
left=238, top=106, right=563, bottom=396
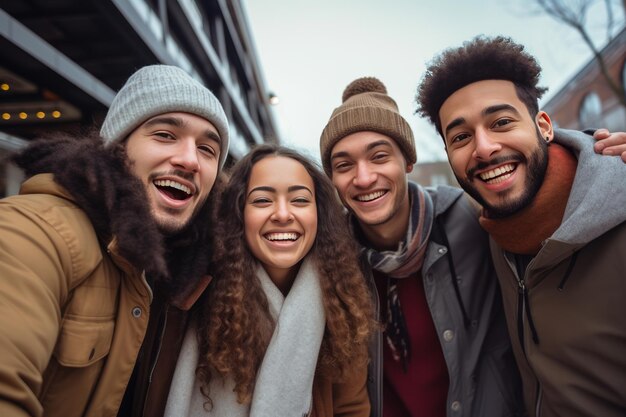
left=374, top=269, right=449, bottom=417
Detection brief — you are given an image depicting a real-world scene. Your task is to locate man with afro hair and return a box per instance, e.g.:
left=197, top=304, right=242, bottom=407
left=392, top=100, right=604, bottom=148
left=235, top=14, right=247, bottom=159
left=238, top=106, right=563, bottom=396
left=417, top=35, right=626, bottom=417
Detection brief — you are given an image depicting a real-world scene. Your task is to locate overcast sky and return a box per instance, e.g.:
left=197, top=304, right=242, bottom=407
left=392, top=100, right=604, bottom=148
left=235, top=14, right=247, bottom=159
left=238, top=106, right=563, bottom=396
left=244, top=0, right=625, bottom=163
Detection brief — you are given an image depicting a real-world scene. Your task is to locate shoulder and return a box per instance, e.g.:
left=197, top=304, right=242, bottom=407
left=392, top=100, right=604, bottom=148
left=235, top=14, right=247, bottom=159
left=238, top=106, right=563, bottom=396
left=425, top=185, right=479, bottom=220
left=1, top=179, right=104, bottom=286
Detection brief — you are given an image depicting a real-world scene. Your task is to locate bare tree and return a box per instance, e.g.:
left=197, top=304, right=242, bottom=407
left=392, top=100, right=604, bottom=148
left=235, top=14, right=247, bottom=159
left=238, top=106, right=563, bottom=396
left=531, top=0, right=626, bottom=107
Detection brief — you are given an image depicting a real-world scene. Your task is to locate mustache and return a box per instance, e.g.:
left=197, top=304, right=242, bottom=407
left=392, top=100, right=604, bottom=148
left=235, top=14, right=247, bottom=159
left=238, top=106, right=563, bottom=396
left=466, top=154, right=525, bottom=179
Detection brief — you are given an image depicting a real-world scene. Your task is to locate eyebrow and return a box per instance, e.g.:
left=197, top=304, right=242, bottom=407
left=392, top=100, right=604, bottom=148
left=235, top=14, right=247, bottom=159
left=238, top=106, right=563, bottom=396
left=444, top=104, right=522, bottom=136
left=143, top=116, right=221, bottom=144
left=247, top=185, right=313, bottom=197
left=330, top=139, right=392, bottom=161
left=483, top=104, right=521, bottom=117
left=444, top=117, right=466, bottom=136
left=144, top=116, right=184, bottom=128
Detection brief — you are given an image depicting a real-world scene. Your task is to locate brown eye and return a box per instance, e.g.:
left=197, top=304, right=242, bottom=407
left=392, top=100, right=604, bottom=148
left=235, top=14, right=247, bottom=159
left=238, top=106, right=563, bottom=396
left=494, top=118, right=512, bottom=127
left=198, top=144, right=216, bottom=157
left=154, top=132, right=175, bottom=140
left=452, top=133, right=470, bottom=143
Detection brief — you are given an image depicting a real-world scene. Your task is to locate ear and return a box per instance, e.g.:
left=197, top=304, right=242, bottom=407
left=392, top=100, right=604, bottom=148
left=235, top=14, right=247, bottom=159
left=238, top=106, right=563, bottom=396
left=536, top=111, right=553, bottom=142
left=406, top=163, right=414, bottom=174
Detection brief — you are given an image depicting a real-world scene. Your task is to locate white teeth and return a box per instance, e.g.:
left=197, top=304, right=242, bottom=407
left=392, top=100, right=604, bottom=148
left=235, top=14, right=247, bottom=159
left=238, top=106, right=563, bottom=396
left=479, top=164, right=515, bottom=182
left=265, top=232, right=299, bottom=241
left=485, top=172, right=513, bottom=184
left=154, top=179, right=191, bottom=195
left=356, top=190, right=385, bottom=202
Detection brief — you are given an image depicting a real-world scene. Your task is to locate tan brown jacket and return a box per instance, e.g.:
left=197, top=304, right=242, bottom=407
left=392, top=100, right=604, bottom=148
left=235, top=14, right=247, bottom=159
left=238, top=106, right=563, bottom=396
left=0, top=174, right=151, bottom=417
left=311, top=366, right=370, bottom=417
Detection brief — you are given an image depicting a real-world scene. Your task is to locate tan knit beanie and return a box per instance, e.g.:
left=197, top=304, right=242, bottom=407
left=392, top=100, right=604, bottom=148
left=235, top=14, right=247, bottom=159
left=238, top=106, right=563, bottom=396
left=320, top=77, right=416, bottom=176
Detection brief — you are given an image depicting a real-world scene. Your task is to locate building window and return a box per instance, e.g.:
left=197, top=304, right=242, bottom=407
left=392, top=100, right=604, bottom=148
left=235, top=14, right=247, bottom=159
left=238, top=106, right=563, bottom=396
left=430, top=174, right=449, bottom=186
left=578, top=92, right=603, bottom=128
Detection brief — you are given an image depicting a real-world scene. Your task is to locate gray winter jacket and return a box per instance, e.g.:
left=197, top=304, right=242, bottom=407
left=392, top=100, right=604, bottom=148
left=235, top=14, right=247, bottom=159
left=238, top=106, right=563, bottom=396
left=490, top=129, right=626, bottom=417
left=363, top=184, right=525, bottom=417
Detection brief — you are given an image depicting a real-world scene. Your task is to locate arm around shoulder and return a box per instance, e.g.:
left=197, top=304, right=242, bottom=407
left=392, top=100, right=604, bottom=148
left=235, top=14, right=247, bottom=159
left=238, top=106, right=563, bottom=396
left=592, top=129, right=626, bottom=162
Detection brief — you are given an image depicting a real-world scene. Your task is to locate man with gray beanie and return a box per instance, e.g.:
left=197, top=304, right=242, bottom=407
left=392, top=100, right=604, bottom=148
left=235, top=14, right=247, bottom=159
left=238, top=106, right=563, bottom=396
left=0, top=65, right=229, bottom=417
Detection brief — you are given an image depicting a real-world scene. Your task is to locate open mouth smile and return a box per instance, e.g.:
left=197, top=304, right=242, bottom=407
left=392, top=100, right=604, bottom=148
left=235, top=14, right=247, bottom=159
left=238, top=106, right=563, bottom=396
left=264, top=232, right=300, bottom=242
left=355, top=190, right=387, bottom=202
left=477, top=163, right=517, bottom=185
left=154, top=179, right=194, bottom=201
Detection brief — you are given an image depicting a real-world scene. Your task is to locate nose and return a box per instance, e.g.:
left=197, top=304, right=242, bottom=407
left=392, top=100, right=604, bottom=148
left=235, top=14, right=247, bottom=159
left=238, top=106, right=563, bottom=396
left=271, top=199, right=293, bottom=223
left=352, top=161, right=377, bottom=188
left=170, top=138, right=200, bottom=172
left=472, top=128, right=501, bottom=161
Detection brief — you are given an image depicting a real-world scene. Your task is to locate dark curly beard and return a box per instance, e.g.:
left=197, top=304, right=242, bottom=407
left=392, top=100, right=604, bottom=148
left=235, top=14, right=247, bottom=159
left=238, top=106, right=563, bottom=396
left=455, top=128, right=548, bottom=219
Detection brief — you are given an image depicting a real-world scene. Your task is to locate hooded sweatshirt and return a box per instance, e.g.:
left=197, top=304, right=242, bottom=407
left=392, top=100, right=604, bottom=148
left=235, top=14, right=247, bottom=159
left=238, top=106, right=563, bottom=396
left=489, top=129, right=626, bottom=417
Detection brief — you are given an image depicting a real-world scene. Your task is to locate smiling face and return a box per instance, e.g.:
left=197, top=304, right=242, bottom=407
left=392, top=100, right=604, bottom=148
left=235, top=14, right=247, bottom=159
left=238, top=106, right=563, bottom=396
left=439, top=80, right=553, bottom=218
left=330, top=131, right=412, bottom=248
left=125, top=112, right=221, bottom=234
left=244, top=156, right=317, bottom=289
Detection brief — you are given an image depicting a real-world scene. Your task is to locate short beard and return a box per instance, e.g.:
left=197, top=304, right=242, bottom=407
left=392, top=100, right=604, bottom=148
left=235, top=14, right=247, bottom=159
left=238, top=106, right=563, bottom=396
left=456, top=130, right=549, bottom=219
left=156, top=217, right=189, bottom=236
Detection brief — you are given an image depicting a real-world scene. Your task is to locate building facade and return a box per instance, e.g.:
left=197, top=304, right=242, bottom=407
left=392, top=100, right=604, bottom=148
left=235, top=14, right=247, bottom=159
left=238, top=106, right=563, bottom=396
left=543, top=27, right=626, bottom=133
left=409, top=161, right=459, bottom=188
left=0, top=0, right=279, bottom=196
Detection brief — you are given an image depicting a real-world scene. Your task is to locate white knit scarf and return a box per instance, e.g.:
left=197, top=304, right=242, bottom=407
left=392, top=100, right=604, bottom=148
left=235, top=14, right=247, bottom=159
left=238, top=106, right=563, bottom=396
left=164, top=257, right=325, bottom=417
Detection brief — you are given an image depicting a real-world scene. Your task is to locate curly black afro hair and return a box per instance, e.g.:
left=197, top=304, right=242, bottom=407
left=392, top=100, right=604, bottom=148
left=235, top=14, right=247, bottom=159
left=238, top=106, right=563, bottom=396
left=416, top=36, right=548, bottom=137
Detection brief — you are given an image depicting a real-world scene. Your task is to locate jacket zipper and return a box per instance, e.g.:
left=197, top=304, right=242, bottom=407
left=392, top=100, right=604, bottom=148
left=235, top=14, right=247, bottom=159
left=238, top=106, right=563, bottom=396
left=535, top=381, right=543, bottom=417
left=516, top=277, right=527, bottom=355
left=515, top=273, right=539, bottom=345
left=509, top=259, right=543, bottom=417
left=141, top=305, right=169, bottom=416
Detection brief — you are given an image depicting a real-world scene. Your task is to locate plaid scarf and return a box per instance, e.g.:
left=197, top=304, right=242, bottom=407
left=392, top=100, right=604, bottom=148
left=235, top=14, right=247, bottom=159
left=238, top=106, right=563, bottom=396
left=354, top=181, right=434, bottom=371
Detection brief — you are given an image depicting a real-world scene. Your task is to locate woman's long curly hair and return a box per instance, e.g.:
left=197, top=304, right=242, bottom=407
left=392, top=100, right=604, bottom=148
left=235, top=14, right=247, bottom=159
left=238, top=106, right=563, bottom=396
left=196, top=144, right=376, bottom=405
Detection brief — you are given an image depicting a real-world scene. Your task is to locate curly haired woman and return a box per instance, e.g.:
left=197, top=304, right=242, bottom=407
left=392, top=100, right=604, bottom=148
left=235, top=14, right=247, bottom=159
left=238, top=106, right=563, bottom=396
left=164, top=144, right=376, bottom=417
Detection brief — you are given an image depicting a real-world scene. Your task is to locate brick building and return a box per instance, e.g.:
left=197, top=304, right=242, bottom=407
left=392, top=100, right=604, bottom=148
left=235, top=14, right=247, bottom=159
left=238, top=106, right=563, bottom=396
left=543, top=27, right=626, bottom=132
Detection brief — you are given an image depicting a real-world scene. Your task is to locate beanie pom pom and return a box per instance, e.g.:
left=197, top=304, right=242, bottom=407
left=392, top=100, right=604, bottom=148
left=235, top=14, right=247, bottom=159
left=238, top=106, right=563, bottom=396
left=342, top=77, right=387, bottom=102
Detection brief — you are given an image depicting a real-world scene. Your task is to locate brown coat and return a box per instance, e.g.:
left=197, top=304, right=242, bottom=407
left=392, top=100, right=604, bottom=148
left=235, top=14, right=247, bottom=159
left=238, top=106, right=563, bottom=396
left=311, top=365, right=370, bottom=417
left=0, top=174, right=151, bottom=417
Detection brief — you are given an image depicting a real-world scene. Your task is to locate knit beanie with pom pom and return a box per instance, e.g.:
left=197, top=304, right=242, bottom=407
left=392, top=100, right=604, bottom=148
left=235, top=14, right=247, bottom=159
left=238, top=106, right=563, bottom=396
left=319, top=76, right=416, bottom=176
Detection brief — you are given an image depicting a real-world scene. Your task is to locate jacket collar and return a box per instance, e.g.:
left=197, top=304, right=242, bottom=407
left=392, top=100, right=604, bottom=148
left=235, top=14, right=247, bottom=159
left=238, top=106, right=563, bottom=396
left=170, top=274, right=212, bottom=311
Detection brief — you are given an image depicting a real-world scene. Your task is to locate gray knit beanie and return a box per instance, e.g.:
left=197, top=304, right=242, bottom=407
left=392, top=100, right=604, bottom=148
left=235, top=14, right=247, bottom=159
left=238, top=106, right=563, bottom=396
left=320, top=77, right=416, bottom=176
left=100, top=65, right=230, bottom=168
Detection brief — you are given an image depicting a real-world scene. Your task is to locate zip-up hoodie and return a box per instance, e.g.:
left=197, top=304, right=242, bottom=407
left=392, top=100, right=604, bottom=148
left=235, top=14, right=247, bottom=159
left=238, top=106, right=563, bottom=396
left=489, top=129, right=626, bottom=417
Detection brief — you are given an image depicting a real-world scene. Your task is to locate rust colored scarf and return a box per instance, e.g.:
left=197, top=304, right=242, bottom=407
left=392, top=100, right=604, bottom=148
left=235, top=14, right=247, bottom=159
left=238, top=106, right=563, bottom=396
left=479, top=144, right=578, bottom=255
